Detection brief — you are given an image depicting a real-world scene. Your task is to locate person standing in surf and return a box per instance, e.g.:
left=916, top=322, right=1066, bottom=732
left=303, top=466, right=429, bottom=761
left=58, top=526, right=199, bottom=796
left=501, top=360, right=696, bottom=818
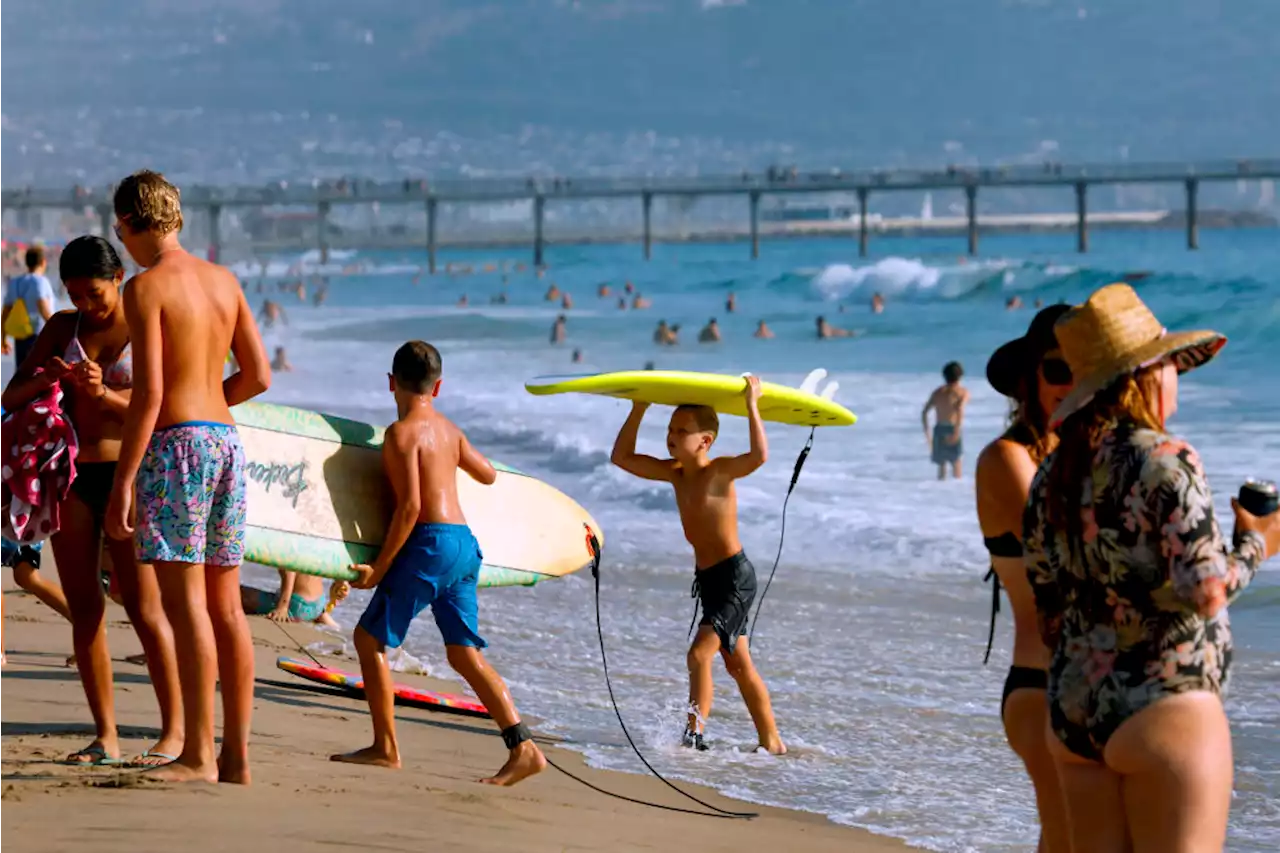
left=923, top=361, right=969, bottom=479
left=334, top=341, right=546, bottom=786
left=974, top=304, right=1074, bottom=853
left=610, top=377, right=786, bottom=754
left=105, top=170, right=273, bottom=784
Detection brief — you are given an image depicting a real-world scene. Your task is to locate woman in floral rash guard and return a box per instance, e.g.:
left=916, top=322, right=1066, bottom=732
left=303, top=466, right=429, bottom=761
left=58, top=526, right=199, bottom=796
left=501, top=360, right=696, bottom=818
left=1023, top=284, right=1279, bottom=853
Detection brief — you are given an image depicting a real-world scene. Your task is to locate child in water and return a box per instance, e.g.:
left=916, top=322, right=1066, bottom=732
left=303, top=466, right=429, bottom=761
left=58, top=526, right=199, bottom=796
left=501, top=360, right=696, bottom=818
left=610, top=376, right=786, bottom=754
left=333, top=341, right=545, bottom=785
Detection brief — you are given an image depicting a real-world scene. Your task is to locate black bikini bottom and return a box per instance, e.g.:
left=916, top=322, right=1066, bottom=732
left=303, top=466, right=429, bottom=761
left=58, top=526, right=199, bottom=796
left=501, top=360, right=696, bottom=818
left=1001, top=665, right=1048, bottom=717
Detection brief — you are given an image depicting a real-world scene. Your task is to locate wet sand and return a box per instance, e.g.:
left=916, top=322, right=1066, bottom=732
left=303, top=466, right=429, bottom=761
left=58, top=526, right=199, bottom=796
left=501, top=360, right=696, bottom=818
left=2, top=566, right=909, bottom=852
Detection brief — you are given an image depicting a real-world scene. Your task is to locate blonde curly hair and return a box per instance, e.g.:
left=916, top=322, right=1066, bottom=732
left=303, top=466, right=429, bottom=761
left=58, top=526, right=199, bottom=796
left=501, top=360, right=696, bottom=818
left=113, top=170, right=184, bottom=235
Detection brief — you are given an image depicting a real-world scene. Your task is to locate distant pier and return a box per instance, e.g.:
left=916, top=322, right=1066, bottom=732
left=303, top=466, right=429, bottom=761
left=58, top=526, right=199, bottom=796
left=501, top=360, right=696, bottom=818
left=3, top=158, right=1277, bottom=268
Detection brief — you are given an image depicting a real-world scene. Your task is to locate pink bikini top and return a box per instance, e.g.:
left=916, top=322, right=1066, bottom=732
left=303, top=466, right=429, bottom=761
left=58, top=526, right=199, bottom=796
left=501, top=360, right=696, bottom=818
left=63, top=313, right=133, bottom=388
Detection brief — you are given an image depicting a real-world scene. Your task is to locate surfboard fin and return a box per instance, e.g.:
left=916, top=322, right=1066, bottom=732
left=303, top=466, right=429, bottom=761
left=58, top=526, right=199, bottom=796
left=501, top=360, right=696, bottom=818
left=820, top=381, right=839, bottom=401
left=799, top=368, right=827, bottom=396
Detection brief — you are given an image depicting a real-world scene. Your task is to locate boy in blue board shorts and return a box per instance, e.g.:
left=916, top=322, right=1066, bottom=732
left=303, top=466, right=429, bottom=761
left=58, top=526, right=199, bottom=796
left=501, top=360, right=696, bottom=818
left=332, top=340, right=545, bottom=786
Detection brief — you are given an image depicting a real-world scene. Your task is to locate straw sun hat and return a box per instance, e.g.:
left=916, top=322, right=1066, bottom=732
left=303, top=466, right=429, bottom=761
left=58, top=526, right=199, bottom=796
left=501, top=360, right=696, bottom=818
left=1049, top=283, right=1226, bottom=428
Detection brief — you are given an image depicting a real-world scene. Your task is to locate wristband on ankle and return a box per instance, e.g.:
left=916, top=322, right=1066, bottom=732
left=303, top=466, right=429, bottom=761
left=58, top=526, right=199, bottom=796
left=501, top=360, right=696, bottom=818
left=501, top=721, right=532, bottom=750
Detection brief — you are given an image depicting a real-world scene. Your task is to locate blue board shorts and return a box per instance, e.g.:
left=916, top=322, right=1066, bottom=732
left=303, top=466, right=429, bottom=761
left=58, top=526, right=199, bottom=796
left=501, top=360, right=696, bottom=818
left=2, top=537, right=42, bottom=569
left=357, top=523, right=486, bottom=650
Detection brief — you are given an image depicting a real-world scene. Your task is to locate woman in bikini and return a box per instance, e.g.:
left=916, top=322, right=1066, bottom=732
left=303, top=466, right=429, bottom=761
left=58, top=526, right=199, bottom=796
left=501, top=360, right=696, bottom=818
left=1024, top=284, right=1280, bottom=852
left=974, top=304, right=1072, bottom=853
left=1, top=235, right=183, bottom=767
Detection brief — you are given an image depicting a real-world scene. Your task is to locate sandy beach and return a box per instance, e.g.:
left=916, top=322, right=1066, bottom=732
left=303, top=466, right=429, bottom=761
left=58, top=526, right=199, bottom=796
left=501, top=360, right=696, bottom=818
left=2, top=565, right=907, bottom=853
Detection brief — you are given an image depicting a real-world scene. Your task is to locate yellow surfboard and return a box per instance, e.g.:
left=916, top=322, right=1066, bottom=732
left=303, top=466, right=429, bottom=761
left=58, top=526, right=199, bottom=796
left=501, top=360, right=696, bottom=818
left=524, top=369, right=856, bottom=427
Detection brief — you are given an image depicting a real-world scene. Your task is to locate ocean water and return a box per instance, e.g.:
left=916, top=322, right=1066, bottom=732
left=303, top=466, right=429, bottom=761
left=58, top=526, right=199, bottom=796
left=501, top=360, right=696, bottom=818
left=235, top=229, right=1279, bottom=852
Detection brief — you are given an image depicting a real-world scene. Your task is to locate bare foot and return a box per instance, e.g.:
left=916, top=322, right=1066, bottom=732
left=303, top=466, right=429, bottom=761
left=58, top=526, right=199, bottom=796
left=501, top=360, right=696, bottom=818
left=757, top=739, right=787, bottom=756
left=218, top=752, right=252, bottom=785
left=480, top=741, right=546, bottom=787
left=330, top=745, right=400, bottom=769
left=146, top=758, right=218, bottom=784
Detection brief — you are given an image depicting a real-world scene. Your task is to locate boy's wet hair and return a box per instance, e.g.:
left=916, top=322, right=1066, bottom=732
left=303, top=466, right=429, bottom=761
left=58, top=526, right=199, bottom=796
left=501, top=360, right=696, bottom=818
left=24, top=245, right=45, bottom=271
left=943, top=361, right=964, bottom=384
left=113, top=170, right=184, bottom=235
left=673, top=404, right=719, bottom=439
left=392, top=340, right=443, bottom=393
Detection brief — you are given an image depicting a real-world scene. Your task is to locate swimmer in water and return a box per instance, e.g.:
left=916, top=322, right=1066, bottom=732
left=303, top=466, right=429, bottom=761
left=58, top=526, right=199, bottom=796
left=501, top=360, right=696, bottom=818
left=258, top=299, right=287, bottom=329
left=632, top=293, right=652, bottom=310
left=544, top=283, right=560, bottom=302
left=753, top=320, right=775, bottom=339
left=571, top=348, right=583, bottom=364
left=1006, top=295, right=1024, bottom=311
left=550, top=314, right=567, bottom=345
left=457, top=294, right=469, bottom=308
left=698, top=318, right=722, bottom=343
left=617, top=297, right=628, bottom=310
left=871, top=293, right=885, bottom=314
left=653, top=320, right=679, bottom=346
left=271, top=346, right=294, bottom=373
left=598, top=283, right=611, bottom=298
left=561, top=293, right=574, bottom=310
left=816, top=316, right=852, bottom=339
left=725, top=293, right=737, bottom=314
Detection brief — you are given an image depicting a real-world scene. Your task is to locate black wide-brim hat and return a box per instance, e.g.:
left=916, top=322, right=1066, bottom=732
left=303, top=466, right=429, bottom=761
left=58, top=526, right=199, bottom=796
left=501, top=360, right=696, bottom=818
left=986, top=303, right=1073, bottom=400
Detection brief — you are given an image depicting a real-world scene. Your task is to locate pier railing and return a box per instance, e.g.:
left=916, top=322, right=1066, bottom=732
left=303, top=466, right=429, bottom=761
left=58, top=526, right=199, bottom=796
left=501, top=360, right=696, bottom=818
left=4, top=158, right=1278, bottom=267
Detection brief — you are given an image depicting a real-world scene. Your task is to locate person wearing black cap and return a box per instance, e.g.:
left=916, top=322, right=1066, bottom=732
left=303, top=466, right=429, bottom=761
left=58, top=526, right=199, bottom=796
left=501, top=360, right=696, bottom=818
left=973, top=303, right=1074, bottom=853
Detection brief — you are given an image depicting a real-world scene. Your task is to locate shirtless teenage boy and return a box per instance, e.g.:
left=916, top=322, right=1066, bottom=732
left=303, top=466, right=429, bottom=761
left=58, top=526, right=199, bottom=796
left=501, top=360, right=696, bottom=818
left=106, top=170, right=272, bottom=784
left=611, top=376, right=785, bottom=754
left=332, top=341, right=545, bottom=786
left=922, top=360, right=969, bottom=480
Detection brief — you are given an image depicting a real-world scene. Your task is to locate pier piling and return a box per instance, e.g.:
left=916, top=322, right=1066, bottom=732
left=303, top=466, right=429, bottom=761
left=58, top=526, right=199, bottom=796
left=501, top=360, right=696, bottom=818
left=749, top=190, right=761, bottom=259
left=1185, top=178, right=1199, bottom=250
left=965, top=185, right=978, bottom=255
left=426, top=197, right=438, bottom=274
left=533, top=195, right=546, bottom=268
left=208, top=204, right=222, bottom=263
left=1075, top=182, right=1088, bottom=253
left=642, top=192, right=653, bottom=260
left=318, top=201, right=331, bottom=265
left=858, top=187, right=869, bottom=257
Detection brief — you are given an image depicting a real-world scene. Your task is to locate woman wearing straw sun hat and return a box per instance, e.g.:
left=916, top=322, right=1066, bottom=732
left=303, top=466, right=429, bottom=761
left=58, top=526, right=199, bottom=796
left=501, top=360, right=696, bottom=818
left=1023, top=283, right=1280, bottom=853
left=974, top=303, right=1074, bottom=853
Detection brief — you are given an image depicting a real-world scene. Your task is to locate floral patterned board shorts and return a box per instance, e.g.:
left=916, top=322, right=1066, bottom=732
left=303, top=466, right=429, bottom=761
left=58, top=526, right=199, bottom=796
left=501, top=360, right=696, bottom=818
left=135, top=421, right=247, bottom=567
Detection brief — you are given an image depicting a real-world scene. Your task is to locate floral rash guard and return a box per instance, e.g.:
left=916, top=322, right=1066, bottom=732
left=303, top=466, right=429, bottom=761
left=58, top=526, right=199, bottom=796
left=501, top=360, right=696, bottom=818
left=1023, top=420, right=1265, bottom=760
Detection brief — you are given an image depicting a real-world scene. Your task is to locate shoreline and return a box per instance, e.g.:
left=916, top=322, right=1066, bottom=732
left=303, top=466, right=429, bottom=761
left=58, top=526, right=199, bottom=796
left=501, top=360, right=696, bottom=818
left=2, top=567, right=910, bottom=852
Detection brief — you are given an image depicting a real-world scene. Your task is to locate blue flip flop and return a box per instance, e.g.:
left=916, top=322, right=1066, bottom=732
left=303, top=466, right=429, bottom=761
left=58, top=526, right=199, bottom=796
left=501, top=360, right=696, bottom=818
left=65, top=745, right=126, bottom=766
left=128, top=750, right=178, bottom=768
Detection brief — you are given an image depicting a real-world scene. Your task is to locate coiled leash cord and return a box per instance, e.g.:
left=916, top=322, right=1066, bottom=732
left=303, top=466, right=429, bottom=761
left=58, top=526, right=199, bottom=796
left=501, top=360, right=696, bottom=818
left=555, top=529, right=756, bottom=819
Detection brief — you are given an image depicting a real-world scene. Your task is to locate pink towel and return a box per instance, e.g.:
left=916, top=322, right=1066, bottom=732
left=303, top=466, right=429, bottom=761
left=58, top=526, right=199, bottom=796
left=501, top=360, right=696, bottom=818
left=2, top=374, right=78, bottom=543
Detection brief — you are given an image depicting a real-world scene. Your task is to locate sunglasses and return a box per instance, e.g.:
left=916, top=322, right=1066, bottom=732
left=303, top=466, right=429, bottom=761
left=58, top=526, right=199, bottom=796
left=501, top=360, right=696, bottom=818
left=1041, top=357, right=1073, bottom=387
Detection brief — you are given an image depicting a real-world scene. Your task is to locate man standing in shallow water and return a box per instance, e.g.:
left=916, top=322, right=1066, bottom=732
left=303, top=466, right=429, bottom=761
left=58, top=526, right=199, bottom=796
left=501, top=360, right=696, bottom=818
left=922, top=361, right=969, bottom=480
left=106, top=170, right=273, bottom=784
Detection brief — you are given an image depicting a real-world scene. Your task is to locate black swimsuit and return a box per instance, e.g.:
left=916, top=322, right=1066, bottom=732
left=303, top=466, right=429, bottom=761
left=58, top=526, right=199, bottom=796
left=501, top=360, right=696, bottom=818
left=983, top=425, right=1048, bottom=716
